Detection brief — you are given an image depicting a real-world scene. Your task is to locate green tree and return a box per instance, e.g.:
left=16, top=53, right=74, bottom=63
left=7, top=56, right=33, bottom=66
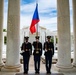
left=56, top=37, right=58, bottom=43
left=3, top=29, right=7, bottom=32
left=4, top=36, right=7, bottom=44
left=51, top=37, right=54, bottom=43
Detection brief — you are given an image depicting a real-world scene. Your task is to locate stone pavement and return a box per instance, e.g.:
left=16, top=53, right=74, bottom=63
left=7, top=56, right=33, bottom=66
left=0, top=56, right=76, bottom=75
left=16, top=72, right=64, bottom=75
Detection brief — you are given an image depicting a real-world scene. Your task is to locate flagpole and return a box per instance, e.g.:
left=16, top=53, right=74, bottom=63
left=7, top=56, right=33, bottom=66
left=36, top=0, right=38, bottom=36
left=23, top=32, right=25, bottom=42
left=36, top=0, right=38, bottom=4
left=36, top=23, right=38, bottom=36
left=45, top=31, right=46, bottom=42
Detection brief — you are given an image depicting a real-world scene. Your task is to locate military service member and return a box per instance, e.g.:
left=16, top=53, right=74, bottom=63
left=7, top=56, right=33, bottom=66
left=33, top=36, right=42, bottom=74
left=43, top=36, right=54, bottom=74
left=21, top=36, right=32, bottom=74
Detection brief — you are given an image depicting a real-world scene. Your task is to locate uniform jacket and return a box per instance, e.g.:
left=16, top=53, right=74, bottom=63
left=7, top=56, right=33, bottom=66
left=44, top=41, right=54, bottom=56
left=33, top=41, right=42, bottom=56
left=21, top=42, right=32, bottom=56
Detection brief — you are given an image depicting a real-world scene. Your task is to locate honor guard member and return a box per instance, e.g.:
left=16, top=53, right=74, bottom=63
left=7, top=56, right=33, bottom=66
left=33, top=36, right=42, bottom=74
left=43, top=36, right=54, bottom=74
left=21, top=36, right=32, bottom=74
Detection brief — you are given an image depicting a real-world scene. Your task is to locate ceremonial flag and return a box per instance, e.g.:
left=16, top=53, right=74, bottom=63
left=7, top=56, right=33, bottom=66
left=30, top=3, right=40, bottom=34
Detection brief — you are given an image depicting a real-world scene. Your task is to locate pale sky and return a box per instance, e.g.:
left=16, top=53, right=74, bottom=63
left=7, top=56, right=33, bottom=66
left=3, top=0, right=73, bottom=31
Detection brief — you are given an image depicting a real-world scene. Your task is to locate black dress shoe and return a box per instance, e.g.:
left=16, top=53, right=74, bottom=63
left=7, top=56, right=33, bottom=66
left=35, top=72, right=39, bottom=74
left=46, top=71, right=51, bottom=74
left=24, top=72, right=26, bottom=74
left=24, top=71, right=28, bottom=74
left=37, top=71, right=40, bottom=74
left=49, top=71, right=51, bottom=74
left=35, top=71, right=37, bottom=74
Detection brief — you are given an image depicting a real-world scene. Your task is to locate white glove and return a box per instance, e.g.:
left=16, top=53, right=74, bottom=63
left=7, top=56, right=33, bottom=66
left=45, top=49, right=47, bottom=52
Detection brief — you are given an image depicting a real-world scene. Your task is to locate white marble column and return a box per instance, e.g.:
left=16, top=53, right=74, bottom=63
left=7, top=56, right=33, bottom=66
left=72, top=0, right=76, bottom=67
left=56, top=0, right=73, bottom=71
left=2, top=0, right=21, bottom=72
left=0, top=0, right=4, bottom=68
left=54, top=36, right=56, bottom=50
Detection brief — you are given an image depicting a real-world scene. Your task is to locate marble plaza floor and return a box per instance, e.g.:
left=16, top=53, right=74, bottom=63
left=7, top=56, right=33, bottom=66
left=16, top=72, right=64, bottom=75
left=0, top=56, right=76, bottom=75
left=0, top=71, right=76, bottom=75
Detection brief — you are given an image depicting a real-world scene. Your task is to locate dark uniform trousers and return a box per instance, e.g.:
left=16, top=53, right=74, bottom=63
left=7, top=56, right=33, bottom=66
left=45, top=52, right=52, bottom=73
left=34, top=55, right=40, bottom=72
left=23, top=52, right=30, bottom=73
left=21, top=42, right=32, bottom=73
left=44, top=42, right=54, bottom=73
left=33, top=41, right=42, bottom=73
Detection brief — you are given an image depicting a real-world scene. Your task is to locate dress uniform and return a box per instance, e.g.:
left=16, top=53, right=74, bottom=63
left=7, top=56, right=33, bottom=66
left=33, top=36, right=42, bottom=74
left=21, top=36, right=32, bottom=74
left=43, top=36, right=54, bottom=74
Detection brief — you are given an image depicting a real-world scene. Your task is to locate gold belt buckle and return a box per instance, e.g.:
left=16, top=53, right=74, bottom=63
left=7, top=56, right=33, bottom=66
left=37, top=48, right=39, bottom=50
left=51, top=48, right=53, bottom=51
left=36, top=51, right=39, bottom=54
left=48, top=49, right=50, bottom=51
left=26, top=49, right=28, bottom=51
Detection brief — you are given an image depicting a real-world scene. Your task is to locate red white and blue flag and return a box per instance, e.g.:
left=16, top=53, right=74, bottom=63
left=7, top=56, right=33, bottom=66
left=30, top=3, right=40, bottom=34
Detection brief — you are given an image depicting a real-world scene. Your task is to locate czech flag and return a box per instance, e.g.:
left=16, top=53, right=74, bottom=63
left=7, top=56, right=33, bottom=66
left=30, top=3, right=40, bottom=34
